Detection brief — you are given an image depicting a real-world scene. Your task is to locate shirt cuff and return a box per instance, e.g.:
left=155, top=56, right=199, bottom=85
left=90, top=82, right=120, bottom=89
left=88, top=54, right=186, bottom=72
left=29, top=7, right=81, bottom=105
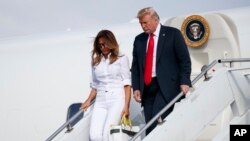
left=123, top=79, right=131, bottom=86
left=90, top=83, right=97, bottom=89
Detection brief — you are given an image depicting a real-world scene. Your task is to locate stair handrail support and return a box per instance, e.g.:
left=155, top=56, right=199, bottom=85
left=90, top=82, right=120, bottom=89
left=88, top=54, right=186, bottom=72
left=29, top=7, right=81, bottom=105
left=129, top=60, right=218, bottom=141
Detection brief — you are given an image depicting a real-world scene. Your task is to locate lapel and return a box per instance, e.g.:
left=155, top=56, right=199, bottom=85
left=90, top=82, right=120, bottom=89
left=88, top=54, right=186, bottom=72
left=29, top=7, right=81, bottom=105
left=141, top=33, right=148, bottom=68
left=156, top=25, right=167, bottom=62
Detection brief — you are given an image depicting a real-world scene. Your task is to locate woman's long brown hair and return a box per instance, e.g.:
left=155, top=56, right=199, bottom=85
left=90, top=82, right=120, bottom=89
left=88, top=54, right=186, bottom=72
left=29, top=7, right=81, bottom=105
left=92, top=30, right=119, bottom=66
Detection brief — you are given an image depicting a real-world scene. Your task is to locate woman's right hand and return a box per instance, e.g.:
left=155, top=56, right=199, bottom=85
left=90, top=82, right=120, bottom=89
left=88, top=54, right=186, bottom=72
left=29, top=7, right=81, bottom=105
left=80, top=88, right=96, bottom=111
left=80, top=100, right=91, bottom=111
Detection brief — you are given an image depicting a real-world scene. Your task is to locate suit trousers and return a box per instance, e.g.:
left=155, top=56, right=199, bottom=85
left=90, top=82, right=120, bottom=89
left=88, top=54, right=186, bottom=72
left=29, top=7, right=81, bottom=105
left=142, top=77, right=174, bottom=135
left=89, top=88, right=125, bottom=141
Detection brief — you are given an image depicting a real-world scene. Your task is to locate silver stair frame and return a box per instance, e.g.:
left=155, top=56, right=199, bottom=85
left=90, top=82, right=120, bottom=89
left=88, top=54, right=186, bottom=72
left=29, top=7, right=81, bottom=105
left=46, top=58, right=250, bottom=141
left=130, top=58, right=250, bottom=141
left=46, top=100, right=95, bottom=141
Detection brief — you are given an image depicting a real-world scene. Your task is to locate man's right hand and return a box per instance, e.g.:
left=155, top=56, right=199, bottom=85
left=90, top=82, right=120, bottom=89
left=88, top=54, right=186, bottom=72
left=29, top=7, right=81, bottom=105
left=133, top=90, right=141, bottom=103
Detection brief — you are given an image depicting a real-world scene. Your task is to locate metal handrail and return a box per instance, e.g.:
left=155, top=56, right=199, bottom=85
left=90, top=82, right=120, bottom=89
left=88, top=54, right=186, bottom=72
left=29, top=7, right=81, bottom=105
left=218, top=58, right=250, bottom=67
left=218, top=58, right=250, bottom=63
left=129, top=60, right=218, bottom=141
left=46, top=58, right=250, bottom=141
left=46, top=100, right=95, bottom=141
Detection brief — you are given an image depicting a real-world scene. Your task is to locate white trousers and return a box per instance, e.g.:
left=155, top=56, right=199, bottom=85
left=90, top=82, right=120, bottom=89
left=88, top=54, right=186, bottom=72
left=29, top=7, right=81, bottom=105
left=89, top=89, right=125, bottom=141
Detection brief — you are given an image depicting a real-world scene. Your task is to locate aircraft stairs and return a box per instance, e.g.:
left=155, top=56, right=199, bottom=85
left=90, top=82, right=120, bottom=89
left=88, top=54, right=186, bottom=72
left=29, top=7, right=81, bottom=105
left=46, top=58, right=250, bottom=141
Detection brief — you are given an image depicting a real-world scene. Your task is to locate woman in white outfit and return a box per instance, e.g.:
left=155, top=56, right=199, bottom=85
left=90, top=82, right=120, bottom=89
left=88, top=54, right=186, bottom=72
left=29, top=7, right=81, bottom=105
left=80, top=30, right=131, bottom=141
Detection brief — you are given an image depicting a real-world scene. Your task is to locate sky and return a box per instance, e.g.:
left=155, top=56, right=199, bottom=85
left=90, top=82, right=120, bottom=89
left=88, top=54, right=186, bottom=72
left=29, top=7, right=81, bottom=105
left=1, top=0, right=250, bottom=39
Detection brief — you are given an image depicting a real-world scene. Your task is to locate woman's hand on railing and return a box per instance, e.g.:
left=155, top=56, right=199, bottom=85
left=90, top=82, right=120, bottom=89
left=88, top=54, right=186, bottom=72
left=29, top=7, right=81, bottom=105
left=80, top=100, right=91, bottom=111
left=80, top=89, right=97, bottom=111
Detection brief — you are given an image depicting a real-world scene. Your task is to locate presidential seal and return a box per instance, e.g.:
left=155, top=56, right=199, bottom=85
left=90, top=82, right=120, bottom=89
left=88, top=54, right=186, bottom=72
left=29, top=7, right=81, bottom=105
left=181, top=15, right=209, bottom=48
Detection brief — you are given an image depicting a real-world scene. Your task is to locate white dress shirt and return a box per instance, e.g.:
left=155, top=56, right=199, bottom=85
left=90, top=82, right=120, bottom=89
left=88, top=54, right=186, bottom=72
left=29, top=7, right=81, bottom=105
left=91, top=54, right=131, bottom=91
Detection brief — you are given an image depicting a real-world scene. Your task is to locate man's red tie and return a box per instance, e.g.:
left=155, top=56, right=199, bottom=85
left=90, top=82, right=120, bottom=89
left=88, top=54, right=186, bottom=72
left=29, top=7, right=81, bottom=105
left=144, top=33, right=154, bottom=85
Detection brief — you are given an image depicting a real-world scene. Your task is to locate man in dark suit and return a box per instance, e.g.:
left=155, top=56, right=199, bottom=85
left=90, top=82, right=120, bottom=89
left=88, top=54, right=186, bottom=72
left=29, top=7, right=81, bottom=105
left=131, top=7, right=192, bottom=134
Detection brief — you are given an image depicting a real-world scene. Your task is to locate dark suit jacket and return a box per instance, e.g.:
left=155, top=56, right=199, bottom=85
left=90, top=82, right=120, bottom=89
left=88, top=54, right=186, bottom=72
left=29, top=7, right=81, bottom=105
left=131, top=25, right=192, bottom=103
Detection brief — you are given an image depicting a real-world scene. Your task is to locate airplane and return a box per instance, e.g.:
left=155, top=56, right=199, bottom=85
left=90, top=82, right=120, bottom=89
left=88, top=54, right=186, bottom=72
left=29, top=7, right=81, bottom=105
left=0, top=6, right=250, bottom=141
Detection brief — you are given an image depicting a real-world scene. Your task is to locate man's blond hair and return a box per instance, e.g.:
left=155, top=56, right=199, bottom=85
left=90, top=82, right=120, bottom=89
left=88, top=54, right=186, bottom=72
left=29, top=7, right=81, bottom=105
left=137, top=7, right=160, bottom=20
